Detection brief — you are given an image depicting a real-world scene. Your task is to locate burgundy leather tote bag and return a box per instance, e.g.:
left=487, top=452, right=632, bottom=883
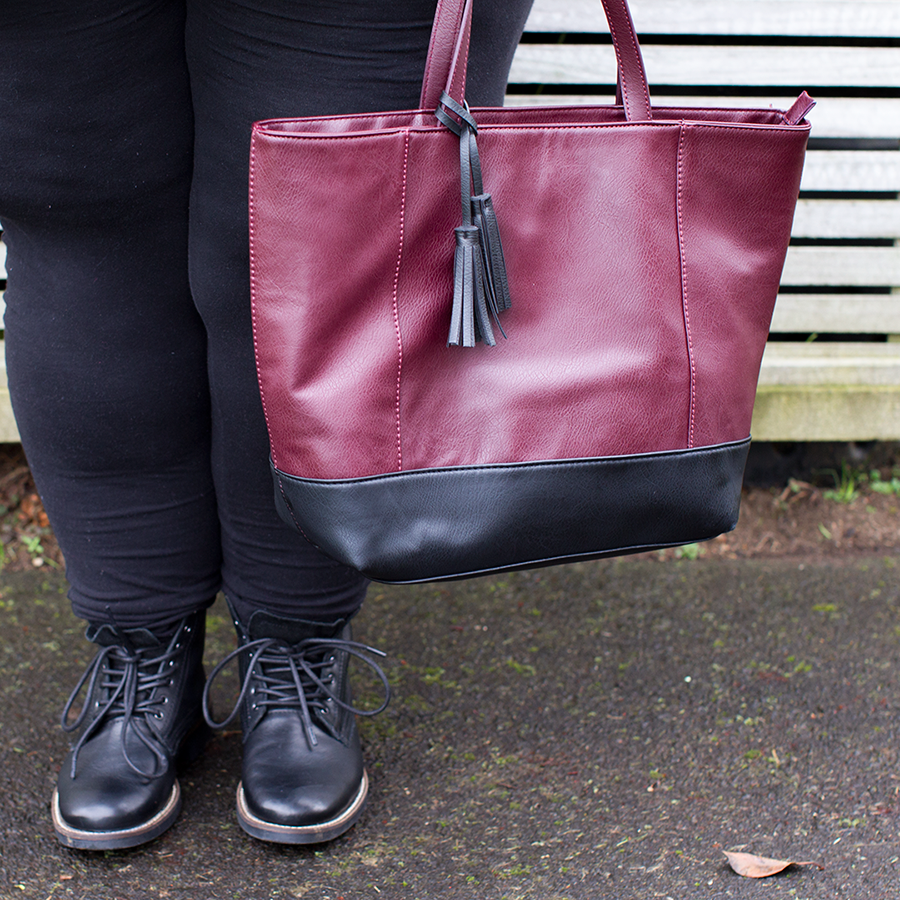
left=249, top=0, right=813, bottom=583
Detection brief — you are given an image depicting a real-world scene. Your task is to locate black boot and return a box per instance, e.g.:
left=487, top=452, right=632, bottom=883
left=52, top=611, right=209, bottom=850
left=203, top=609, right=390, bottom=844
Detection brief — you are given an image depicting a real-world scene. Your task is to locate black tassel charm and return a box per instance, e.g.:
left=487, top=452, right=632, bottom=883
left=437, top=92, right=511, bottom=348
left=448, top=225, right=495, bottom=348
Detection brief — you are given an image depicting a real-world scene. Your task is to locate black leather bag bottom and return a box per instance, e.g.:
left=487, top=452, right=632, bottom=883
left=272, top=439, right=750, bottom=584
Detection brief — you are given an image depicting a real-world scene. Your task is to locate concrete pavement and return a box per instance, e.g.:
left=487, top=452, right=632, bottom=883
left=2, top=554, right=899, bottom=899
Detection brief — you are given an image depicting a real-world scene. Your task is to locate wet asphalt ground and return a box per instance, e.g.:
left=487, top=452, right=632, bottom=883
left=2, top=553, right=900, bottom=899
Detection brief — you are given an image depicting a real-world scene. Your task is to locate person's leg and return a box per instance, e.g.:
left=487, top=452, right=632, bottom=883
left=0, top=0, right=221, bottom=628
left=185, top=0, right=534, bottom=842
left=0, top=0, right=216, bottom=848
left=184, top=0, right=534, bottom=628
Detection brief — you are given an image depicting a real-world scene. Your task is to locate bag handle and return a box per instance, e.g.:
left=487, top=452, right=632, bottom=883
left=420, top=0, right=469, bottom=113
left=420, top=0, right=652, bottom=122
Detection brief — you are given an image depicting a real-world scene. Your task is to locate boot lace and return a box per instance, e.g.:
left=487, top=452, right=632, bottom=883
left=61, top=632, right=184, bottom=779
left=202, top=637, right=390, bottom=750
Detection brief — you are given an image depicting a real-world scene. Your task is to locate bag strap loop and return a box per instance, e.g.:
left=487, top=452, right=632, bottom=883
left=420, top=0, right=652, bottom=122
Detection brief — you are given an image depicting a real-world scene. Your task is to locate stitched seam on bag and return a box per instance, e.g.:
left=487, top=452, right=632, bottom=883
left=276, top=476, right=316, bottom=545
left=275, top=439, right=750, bottom=486
left=253, top=102, right=802, bottom=132
left=247, top=134, right=278, bottom=469
left=257, top=122, right=800, bottom=146
left=391, top=130, right=411, bottom=472
left=676, top=121, right=696, bottom=448
left=263, top=125, right=667, bottom=142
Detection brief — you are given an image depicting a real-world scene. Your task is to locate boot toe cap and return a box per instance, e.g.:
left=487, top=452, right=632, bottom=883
left=53, top=774, right=182, bottom=850
left=239, top=717, right=367, bottom=840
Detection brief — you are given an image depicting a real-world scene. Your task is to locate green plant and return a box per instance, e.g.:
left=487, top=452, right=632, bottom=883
left=821, top=463, right=865, bottom=503
left=869, top=469, right=900, bottom=496
left=506, top=658, right=536, bottom=676
left=21, top=534, right=44, bottom=556
left=675, top=542, right=702, bottom=560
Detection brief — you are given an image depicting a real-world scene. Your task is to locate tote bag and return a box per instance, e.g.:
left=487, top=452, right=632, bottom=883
left=249, top=0, right=813, bottom=583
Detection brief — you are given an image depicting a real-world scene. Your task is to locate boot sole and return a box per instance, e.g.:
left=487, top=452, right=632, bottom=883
left=51, top=719, right=211, bottom=850
left=236, top=769, right=368, bottom=844
left=52, top=782, right=182, bottom=850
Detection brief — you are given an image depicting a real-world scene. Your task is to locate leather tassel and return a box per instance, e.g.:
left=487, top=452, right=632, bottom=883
left=437, top=92, right=510, bottom=347
left=471, top=192, right=511, bottom=317
left=448, top=225, right=495, bottom=348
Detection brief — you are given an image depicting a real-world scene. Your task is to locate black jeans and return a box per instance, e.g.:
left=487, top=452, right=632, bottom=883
left=0, top=0, right=532, bottom=628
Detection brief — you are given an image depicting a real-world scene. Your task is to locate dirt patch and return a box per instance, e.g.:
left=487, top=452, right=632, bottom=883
left=654, top=441, right=900, bottom=561
left=0, top=443, right=62, bottom=571
left=669, top=477, right=900, bottom=561
left=1, top=442, right=898, bottom=574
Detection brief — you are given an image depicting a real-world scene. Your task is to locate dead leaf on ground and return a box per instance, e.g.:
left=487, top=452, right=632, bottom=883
left=19, top=492, right=50, bottom=527
left=723, top=850, right=825, bottom=878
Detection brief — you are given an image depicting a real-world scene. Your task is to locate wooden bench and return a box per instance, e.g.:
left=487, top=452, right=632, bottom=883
left=2, top=0, right=898, bottom=443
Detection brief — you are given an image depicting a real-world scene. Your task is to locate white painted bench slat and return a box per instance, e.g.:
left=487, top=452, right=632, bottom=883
left=751, top=385, right=900, bottom=441
left=758, top=343, right=900, bottom=386
left=801, top=151, right=900, bottom=193
left=771, top=295, right=900, bottom=334
left=782, top=247, right=900, bottom=287
left=525, top=0, right=900, bottom=38
left=510, top=45, right=900, bottom=91
left=752, top=345, right=900, bottom=441
left=791, top=201, right=900, bottom=241
left=0, top=342, right=14, bottom=443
